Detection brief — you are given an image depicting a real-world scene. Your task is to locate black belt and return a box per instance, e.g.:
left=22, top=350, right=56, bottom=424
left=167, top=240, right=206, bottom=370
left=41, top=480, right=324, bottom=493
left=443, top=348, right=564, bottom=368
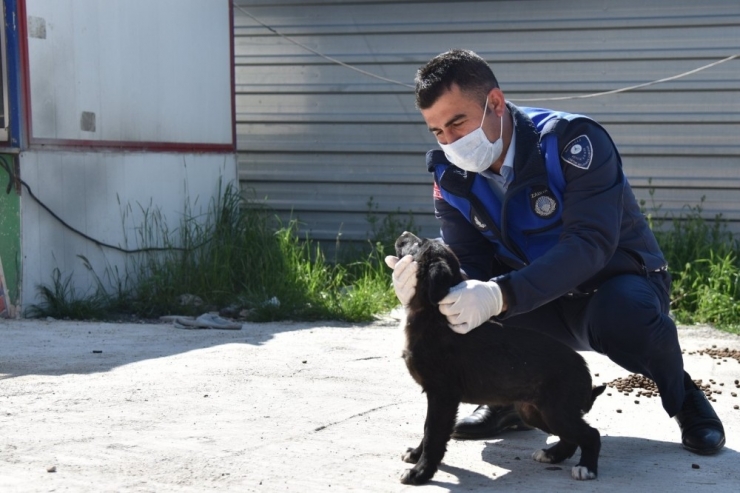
left=565, top=264, right=668, bottom=298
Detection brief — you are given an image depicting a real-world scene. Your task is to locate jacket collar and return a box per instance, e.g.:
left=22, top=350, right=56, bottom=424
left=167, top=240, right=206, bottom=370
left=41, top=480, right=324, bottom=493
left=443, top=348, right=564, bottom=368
left=507, top=102, right=549, bottom=189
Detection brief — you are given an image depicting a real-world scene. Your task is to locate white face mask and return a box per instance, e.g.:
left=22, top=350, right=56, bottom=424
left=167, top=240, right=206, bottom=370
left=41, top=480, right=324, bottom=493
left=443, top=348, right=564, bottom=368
left=439, top=101, right=503, bottom=173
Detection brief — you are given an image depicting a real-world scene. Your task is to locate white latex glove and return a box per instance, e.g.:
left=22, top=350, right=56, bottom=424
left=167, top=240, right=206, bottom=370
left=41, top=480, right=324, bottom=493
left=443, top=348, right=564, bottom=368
left=438, top=280, right=503, bottom=334
left=384, top=255, right=417, bottom=306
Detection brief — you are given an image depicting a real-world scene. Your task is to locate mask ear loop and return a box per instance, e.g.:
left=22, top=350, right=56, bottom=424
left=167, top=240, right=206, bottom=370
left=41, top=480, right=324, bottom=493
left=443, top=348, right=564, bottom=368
left=481, top=99, right=504, bottom=141
left=479, top=100, right=489, bottom=126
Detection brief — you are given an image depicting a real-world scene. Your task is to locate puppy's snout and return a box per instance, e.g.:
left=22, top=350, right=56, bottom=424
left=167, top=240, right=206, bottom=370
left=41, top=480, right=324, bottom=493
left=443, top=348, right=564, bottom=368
left=395, top=231, right=421, bottom=256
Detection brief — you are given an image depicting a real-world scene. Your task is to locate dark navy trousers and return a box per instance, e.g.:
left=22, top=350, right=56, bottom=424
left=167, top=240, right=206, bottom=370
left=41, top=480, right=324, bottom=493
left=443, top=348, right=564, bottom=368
left=501, top=270, right=686, bottom=417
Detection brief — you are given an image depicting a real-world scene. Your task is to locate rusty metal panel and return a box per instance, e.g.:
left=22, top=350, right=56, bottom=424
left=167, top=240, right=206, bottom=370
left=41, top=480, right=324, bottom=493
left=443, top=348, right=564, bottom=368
left=234, top=0, right=740, bottom=240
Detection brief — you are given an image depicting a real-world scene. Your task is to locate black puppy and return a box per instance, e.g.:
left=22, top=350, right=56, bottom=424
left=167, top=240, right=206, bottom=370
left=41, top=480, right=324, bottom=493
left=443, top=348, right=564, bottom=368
left=395, top=232, right=605, bottom=485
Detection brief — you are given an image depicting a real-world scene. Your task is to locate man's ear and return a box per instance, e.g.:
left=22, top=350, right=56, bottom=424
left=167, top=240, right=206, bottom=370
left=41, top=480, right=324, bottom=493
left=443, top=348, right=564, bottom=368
left=487, top=87, right=506, bottom=117
left=426, top=259, right=455, bottom=305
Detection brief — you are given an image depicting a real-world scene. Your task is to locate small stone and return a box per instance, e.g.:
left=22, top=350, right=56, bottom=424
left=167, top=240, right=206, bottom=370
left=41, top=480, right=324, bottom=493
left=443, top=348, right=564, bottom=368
left=47, top=466, right=56, bottom=473
left=634, top=400, right=640, bottom=404
left=616, top=409, right=622, bottom=413
left=692, top=464, right=700, bottom=469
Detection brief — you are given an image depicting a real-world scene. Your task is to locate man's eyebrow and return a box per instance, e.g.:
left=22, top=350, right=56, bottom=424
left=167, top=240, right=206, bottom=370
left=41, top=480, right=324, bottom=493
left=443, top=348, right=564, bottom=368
left=428, top=113, right=466, bottom=133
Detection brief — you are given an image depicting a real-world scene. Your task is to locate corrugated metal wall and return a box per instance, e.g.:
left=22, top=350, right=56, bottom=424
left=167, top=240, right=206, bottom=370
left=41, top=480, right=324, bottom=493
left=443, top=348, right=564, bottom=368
left=234, top=0, right=740, bottom=248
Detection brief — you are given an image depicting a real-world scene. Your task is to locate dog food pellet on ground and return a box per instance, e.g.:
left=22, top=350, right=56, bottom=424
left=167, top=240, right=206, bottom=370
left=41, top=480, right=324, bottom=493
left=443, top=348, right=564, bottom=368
left=606, top=374, right=662, bottom=397
left=606, top=373, right=715, bottom=399
left=685, top=347, right=740, bottom=364
left=605, top=346, right=740, bottom=413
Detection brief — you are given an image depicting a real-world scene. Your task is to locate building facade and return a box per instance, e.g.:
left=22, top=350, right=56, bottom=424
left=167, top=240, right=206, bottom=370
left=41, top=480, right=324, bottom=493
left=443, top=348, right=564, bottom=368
left=0, top=0, right=236, bottom=315
left=234, top=0, right=740, bottom=250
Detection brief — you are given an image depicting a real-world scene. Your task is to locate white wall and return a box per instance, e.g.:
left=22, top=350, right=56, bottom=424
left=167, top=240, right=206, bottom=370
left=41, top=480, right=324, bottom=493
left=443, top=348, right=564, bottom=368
left=18, top=0, right=236, bottom=312
left=20, top=150, right=237, bottom=309
left=26, top=0, right=232, bottom=145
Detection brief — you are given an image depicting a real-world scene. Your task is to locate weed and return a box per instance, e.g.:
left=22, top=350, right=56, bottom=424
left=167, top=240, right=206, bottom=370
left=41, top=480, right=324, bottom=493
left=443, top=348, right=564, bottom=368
left=26, top=266, right=111, bottom=320
left=28, top=182, right=740, bottom=332
left=28, top=184, right=399, bottom=323
left=642, top=188, right=740, bottom=331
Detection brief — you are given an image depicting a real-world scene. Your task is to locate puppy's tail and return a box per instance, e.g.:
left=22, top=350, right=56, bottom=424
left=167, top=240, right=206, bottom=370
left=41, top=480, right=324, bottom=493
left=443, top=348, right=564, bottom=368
left=582, top=384, right=607, bottom=413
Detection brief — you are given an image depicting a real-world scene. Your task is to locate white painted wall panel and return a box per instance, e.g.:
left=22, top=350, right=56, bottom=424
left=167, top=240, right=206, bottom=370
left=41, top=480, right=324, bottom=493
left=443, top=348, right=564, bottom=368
left=20, top=151, right=238, bottom=308
left=26, top=0, right=232, bottom=145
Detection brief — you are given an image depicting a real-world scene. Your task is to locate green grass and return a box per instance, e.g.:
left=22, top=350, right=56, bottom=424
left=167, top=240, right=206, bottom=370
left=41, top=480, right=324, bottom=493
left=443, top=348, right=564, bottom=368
left=643, top=191, right=740, bottom=334
left=27, top=184, right=407, bottom=323
left=28, top=183, right=740, bottom=333
left=25, top=267, right=111, bottom=320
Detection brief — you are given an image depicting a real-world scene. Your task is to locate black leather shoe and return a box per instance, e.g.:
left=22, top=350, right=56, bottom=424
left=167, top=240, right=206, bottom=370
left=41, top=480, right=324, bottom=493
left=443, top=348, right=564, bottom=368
left=675, top=389, right=726, bottom=455
left=451, top=405, right=533, bottom=440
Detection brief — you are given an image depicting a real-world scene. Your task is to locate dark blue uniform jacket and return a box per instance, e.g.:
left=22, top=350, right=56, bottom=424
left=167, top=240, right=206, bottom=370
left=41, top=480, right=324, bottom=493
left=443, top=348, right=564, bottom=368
left=428, top=102, right=667, bottom=318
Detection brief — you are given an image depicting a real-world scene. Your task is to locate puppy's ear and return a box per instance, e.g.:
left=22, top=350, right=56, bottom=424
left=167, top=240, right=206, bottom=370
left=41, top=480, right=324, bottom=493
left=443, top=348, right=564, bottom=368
left=426, top=259, right=455, bottom=305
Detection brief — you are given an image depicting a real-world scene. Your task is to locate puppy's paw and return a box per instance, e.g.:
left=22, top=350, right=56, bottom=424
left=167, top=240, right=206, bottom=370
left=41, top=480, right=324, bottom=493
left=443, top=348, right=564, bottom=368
left=402, top=446, right=421, bottom=464
left=571, top=465, right=597, bottom=480
left=400, top=467, right=433, bottom=485
left=532, top=449, right=553, bottom=463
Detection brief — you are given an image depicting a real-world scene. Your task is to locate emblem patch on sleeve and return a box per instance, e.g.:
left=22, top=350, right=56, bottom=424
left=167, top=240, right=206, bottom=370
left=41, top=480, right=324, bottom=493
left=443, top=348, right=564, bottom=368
left=561, top=135, right=593, bottom=170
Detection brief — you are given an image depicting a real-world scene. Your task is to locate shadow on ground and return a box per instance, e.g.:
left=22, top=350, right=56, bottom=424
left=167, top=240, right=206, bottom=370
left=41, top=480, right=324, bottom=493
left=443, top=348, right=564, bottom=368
left=419, top=433, right=740, bottom=492
left=0, top=317, right=394, bottom=379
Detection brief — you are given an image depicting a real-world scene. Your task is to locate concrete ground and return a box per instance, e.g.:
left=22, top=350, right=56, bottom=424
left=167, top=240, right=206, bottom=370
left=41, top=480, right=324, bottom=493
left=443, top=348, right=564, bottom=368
left=1, top=316, right=739, bottom=492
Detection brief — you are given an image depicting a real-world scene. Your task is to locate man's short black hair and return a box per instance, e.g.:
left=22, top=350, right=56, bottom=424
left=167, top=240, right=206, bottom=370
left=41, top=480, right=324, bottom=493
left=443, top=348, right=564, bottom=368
left=414, top=49, right=499, bottom=110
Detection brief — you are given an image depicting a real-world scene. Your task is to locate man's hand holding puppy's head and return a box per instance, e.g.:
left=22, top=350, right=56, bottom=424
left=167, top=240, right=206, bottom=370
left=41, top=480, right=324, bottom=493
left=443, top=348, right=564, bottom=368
left=385, top=254, right=417, bottom=307
left=438, top=280, right=504, bottom=334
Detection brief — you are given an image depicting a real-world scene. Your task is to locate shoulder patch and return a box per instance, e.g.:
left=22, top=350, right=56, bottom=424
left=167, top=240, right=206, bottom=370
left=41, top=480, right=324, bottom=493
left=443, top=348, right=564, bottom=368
left=561, top=135, right=593, bottom=170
